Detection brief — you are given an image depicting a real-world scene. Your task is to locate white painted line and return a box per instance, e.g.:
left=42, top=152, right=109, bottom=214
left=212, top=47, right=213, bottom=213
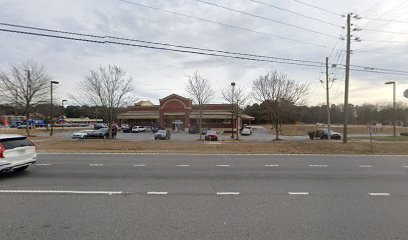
left=369, top=193, right=390, bottom=196
left=309, top=165, right=328, bottom=167
left=216, top=164, right=230, bottom=167
left=176, top=165, right=190, bottom=167
left=403, top=166, right=408, bottom=168
left=217, top=192, right=240, bottom=195
left=0, top=190, right=124, bottom=195
left=36, top=164, right=51, bottom=166
left=147, top=192, right=168, bottom=195
left=359, top=165, right=373, bottom=168
left=265, top=164, right=279, bottom=167
left=133, top=164, right=146, bottom=167
left=288, top=192, right=309, bottom=195
left=89, top=164, right=104, bottom=167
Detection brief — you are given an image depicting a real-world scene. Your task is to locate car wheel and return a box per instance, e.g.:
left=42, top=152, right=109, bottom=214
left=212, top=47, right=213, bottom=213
left=14, top=166, right=29, bottom=172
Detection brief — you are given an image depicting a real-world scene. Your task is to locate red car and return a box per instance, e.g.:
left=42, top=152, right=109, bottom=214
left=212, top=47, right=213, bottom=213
left=205, top=130, right=219, bottom=141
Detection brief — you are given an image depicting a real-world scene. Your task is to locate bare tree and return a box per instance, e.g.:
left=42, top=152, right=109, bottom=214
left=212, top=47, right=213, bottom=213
left=0, top=62, right=51, bottom=135
left=186, top=71, right=215, bottom=140
left=78, top=65, right=134, bottom=139
left=222, top=84, right=248, bottom=140
left=252, top=70, right=309, bottom=140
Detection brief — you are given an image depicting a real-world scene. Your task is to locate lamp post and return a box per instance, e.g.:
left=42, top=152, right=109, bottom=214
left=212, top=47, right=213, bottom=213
left=385, top=81, right=396, bottom=136
left=61, top=99, right=67, bottom=132
left=230, top=82, right=235, bottom=139
left=50, top=81, right=59, bottom=136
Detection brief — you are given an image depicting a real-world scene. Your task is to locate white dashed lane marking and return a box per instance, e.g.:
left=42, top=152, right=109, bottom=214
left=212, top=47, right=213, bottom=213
left=309, top=165, right=328, bottom=167
left=217, top=192, right=240, bottom=195
left=359, top=165, right=373, bottom=168
left=403, top=166, right=408, bottom=168
left=265, top=165, right=279, bottom=167
left=147, top=192, right=168, bottom=195
left=216, top=165, right=230, bottom=167
left=133, top=164, right=146, bottom=167
left=0, top=190, right=124, bottom=195
left=36, top=164, right=52, bottom=166
left=176, top=165, right=190, bottom=167
left=369, top=193, right=390, bottom=196
left=89, top=164, right=104, bottom=167
left=288, top=192, right=309, bottom=195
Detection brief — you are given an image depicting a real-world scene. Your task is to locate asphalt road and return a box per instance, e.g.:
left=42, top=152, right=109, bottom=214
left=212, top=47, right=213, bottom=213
left=1, top=153, right=408, bottom=240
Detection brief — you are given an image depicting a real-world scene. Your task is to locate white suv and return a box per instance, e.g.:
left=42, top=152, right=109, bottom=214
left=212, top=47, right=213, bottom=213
left=0, top=134, right=37, bottom=172
left=132, top=126, right=147, bottom=133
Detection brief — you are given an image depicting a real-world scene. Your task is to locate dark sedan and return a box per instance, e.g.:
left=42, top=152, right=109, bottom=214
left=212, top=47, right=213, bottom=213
left=85, top=128, right=109, bottom=139
left=154, top=129, right=171, bottom=140
left=308, top=129, right=341, bottom=140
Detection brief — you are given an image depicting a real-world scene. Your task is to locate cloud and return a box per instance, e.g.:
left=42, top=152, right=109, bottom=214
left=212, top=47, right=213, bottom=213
left=0, top=0, right=407, bottom=107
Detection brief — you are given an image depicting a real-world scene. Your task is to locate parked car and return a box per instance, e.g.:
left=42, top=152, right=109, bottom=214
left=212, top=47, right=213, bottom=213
left=152, top=127, right=159, bottom=133
left=0, top=134, right=37, bottom=172
left=241, top=127, right=252, bottom=136
left=201, top=128, right=210, bottom=135
left=16, top=124, right=32, bottom=129
left=154, top=129, right=171, bottom=140
left=189, top=126, right=200, bottom=134
left=308, top=129, right=341, bottom=140
left=94, top=124, right=107, bottom=130
left=132, top=126, right=146, bottom=133
left=72, top=130, right=94, bottom=139
left=205, top=130, right=219, bottom=141
left=85, top=128, right=109, bottom=139
left=122, top=127, right=132, bottom=133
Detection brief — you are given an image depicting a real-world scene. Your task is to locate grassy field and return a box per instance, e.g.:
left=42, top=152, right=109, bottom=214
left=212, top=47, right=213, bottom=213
left=32, top=138, right=408, bottom=155
left=263, top=124, right=408, bottom=136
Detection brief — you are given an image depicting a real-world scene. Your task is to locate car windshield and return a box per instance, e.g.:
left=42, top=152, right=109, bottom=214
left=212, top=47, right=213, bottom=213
left=206, top=131, right=217, bottom=135
left=157, top=130, right=167, bottom=133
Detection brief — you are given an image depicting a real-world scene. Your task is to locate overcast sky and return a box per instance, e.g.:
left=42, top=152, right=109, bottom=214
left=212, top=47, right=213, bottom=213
left=0, top=0, right=407, bottom=106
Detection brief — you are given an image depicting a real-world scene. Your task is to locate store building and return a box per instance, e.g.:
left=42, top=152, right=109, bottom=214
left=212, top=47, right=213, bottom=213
left=117, top=94, right=254, bottom=131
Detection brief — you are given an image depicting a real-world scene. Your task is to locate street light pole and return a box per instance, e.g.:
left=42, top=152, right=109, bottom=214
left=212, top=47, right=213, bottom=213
left=231, top=82, right=235, bottom=139
left=50, top=81, right=59, bottom=136
left=385, top=81, right=396, bottom=136
left=61, top=99, right=67, bottom=132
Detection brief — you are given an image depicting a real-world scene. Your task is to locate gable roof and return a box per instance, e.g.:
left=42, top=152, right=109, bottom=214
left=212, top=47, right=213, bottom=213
left=159, top=93, right=191, bottom=102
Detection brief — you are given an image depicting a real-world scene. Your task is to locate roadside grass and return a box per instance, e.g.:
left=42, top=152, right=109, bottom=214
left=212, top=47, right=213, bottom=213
left=372, top=136, right=408, bottom=142
left=33, top=138, right=408, bottom=155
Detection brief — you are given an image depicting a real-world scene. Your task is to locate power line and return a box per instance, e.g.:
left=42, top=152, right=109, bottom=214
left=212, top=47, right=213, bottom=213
left=119, top=0, right=331, bottom=49
left=0, top=22, right=324, bottom=65
left=248, top=0, right=341, bottom=27
left=362, top=28, right=408, bottom=35
left=361, top=17, right=408, bottom=24
left=292, top=0, right=342, bottom=16
left=194, top=0, right=339, bottom=39
left=1, top=24, right=407, bottom=76
left=0, top=28, right=325, bottom=68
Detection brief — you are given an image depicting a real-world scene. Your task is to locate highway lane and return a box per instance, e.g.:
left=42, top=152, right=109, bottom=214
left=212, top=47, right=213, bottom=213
left=0, top=153, right=408, bottom=239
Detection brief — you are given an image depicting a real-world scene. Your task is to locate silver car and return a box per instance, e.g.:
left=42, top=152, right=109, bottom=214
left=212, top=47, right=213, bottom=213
left=0, top=134, right=37, bottom=172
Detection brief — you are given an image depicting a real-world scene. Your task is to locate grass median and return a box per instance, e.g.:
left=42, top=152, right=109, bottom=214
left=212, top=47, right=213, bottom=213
left=32, top=138, right=408, bottom=155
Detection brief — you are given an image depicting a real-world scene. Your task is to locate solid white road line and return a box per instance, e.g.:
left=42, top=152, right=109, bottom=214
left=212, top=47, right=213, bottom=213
left=0, top=190, right=124, bottom=195
left=265, top=164, right=279, bottom=167
left=216, top=165, right=230, bottom=167
left=89, top=164, right=104, bottom=167
left=217, top=192, right=240, bottom=195
left=309, top=165, right=328, bottom=167
left=368, top=193, right=390, bottom=196
left=359, top=165, right=373, bottom=168
left=288, top=192, right=309, bottom=195
left=36, top=164, right=51, bottom=166
left=133, top=164, right=146, bottom=167
left=147, top=192, right=168, bottom=195
left=176, top=165, right=190, bottom=167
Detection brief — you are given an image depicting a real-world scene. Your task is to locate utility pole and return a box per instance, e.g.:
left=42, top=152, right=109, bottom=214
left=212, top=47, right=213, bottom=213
left=25, top=70, right=30, bottom=136
left=325, top=57, right=331, bottom=140
left=343, top=13, right=351, bottom=144
left=230, top=82, right=235, bottom=139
